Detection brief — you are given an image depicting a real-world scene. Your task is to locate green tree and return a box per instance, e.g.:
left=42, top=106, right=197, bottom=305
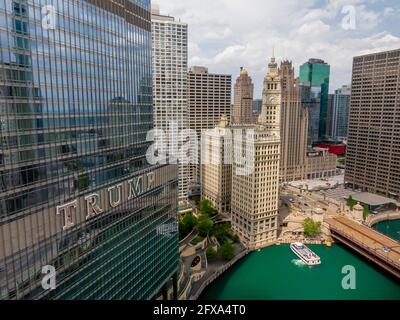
left=303, top=218, right=321, bottom=237
left=212, top=222, right=231, bottom=244
left=206, top=247, right=217, bottom=262
left=197, top=214, right=214, bottom=237
left=220, top=242, right=235, bottom=261
left=183, top=213, right=197, bottom=229
left=363, top=205, right=370, bottom=221
left=200, top=199, right=216, bottom=216
left=179, top=214, right=197, bottom=240
left=232, top=234, right=240, bottom=243
left=347, top=196, right=357, bottom=210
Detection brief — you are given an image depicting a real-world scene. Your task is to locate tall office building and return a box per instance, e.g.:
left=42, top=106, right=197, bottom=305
left=0, top=0, right=179, bottom=300
left=326, top=94, right=335, bottom=138
left=253, top=99, right=263, bottom=118
left=201, top=115, right=232, bottom=215
left=231, top=57, right=280, bottom=249
left=332, top=85, right=351, bottom=140
left=187, top=66, right=231, bottom=191
left=152, top=5, right=189, bottom=200
left=279, top=61, right=308, bottom=182
left=300, top=82, right=319, bottom=144
left=300, top=59, right=330, bottom=141
left=231, top=67, right=254, bottom=124
left=346, top=49, right=400, bottom=200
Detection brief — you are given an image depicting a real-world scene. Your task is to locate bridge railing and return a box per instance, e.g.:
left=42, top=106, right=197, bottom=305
left=330, top=225, right=400, bottom=270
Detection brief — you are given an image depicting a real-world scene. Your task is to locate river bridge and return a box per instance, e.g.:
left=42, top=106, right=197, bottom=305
left=326, top=216, right=400, bottom=279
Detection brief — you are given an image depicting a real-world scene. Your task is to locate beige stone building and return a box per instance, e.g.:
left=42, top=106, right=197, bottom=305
left=279, top=61, right=309, bottom=182
left=305, top=147, right=337, bottom=179
left=231, top=67, right=255, bottom=125
left=231, top=58, right=281, bottom=249
left=201, top=115, right=232, bottom=215
left=278, top=60, right=337, bottom=182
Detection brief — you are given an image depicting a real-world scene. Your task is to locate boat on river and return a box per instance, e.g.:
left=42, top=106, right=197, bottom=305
left=290, top=242, right=321, bottom=266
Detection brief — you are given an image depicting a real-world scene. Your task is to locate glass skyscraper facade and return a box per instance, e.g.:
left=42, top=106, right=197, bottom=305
left=300, top=81, right=320, bottom=145
left=0, top=0, right=179, bottom=300
left=300, top=59, right=330, bottom=141
left=332, top=85, right=351, bottom=140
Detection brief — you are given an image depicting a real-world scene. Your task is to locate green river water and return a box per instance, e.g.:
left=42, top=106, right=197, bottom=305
left=200, top=221, right=400, bottom=300
left=374, top=219, right=400, bottom=242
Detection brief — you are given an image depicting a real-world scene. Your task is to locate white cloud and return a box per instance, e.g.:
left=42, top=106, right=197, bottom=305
left=214, top=45, right=246, bottom=63
left=296, top=20, right=331, bottom=36
left=156, top=0, right=400, bottom=95
left=204, top=27, right=233, bottom=40
left=383, top=7, right=395, bottom=17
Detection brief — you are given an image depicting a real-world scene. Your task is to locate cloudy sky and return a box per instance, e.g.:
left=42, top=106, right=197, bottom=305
left=156, top=0, right=400, bottom=97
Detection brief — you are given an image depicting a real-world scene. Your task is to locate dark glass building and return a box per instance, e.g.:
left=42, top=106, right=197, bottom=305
left=252, top=99, right=262, bottom=118
left=299, top=59, right=330, bottom=141
left=0, top=0, right=179, bottom=299
left=332, top=85, right=351, bottom=140
left=300, top=81, right=320, bottom=145
left=326, top=94, right=334, bottom=139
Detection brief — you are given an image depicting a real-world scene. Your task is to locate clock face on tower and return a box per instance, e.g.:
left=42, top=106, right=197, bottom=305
left=268, top=95, right=277, bottom=104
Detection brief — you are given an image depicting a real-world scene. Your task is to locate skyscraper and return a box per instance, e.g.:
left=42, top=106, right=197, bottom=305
left=301, top=82, right=319, bottom=144
left=187, top=66, right=231, bottom=191
left=231, top=67, right=254, bottom=125
left=326, top=94, right=335, bottom=138
left=253, top=99, right=263, bottom=118
left=0, top=0, right=179, bottom=300
left=300, top=59, right=330, bottom=141
left=332, top=85, right=351, bottom=140
left=152, top=5, right=189, bottom=200
left=201, top=115, right=232, bottom=215
left=279, top=61, right=308, bottom=182
left=231, top=58, right=281, bottom=249
left=346, top=49, right=400, bottom=201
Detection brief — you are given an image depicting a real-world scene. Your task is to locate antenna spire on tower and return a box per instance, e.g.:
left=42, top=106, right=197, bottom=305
left=270, top=46, right=276, bottom=64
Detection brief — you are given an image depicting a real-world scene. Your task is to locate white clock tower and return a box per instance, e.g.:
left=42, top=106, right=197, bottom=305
left=231, top=55, right=282, bottom=249
left=259, top=56, right=281, bottom=138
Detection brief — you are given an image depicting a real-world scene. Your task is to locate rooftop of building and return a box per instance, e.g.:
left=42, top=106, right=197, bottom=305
left=188, top=66, right=231, bottom=77
left=151, top=4, right=184, bottom=23
left=350, top=192, right=399, bottom=207
left=240, top=67, right=249, bottom=76
left=334, top=85, right=352, bottom=95
left=189, top=66, right=208, bottom=74
left=314, top=140, right=346, bottom=146
left=289, top=175, right=344, bottom=191
left=354, top=48, right=400, bottom=59
left=306, top=58, right=328, bottom=65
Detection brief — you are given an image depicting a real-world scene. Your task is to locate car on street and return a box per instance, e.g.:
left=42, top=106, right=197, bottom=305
left=382, top=246, right=390, bottom=254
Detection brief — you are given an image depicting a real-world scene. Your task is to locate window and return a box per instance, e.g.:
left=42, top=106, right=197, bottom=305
left=13, top=2, right=27, bottom=16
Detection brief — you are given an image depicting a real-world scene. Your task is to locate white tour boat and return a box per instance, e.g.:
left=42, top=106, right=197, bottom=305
left=290, top=242, right=321, bottom=266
